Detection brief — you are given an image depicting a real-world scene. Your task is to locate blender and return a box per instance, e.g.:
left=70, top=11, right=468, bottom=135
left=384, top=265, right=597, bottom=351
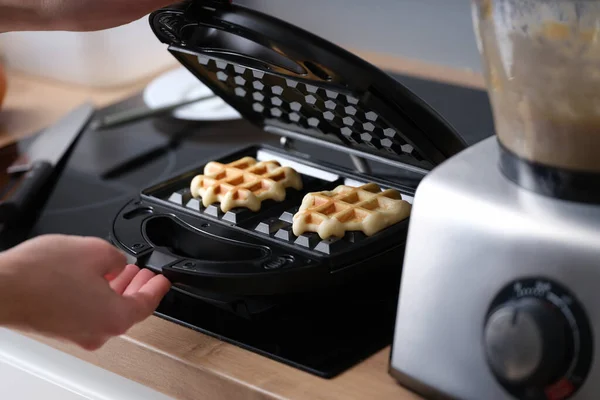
left=477, top=0, right=600, bottom=202
left=389, top=1, right=600, bottom=399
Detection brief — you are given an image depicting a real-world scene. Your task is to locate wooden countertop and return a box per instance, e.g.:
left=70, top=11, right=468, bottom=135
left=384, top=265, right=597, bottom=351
left=1, top=50, right=484, bottom=400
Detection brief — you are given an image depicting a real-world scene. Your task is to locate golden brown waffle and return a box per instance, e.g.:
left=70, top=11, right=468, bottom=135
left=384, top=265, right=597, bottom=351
left=190, top=156, right=303, bottom=212
left=292, top=183, right=411, bottom=239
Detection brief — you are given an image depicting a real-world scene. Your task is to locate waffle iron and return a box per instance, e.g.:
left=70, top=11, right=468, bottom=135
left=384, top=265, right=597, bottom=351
left=109, top=0, right=468, bottom=297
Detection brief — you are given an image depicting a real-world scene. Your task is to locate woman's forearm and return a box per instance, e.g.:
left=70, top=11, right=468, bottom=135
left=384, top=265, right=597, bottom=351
left=0, top=0, right=174, bottom=33
left=0, top=1, right=51, bottom=33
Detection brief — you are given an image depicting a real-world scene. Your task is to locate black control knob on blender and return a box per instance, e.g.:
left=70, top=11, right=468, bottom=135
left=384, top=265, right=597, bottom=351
left=483, top=297, right=569, bottom=387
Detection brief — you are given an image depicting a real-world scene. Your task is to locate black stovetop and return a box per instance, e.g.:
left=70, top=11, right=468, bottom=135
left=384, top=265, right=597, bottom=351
left=1, top=71, right=494, bottom=378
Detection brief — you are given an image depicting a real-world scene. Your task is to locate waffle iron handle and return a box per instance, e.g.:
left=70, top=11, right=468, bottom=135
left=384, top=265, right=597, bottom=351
left=148, top=247, right=315, bottom=296
left=144, top=246, right=294, bottom=282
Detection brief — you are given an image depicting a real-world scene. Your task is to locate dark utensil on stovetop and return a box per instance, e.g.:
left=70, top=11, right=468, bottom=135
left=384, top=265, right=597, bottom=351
left=91, top=93, right=217, bottom=131
left=0, top=103, right=95, bottom=225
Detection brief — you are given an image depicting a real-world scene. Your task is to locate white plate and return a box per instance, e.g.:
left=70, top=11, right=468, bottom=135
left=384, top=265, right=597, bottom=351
left=143, top=67, right=241, bottom=121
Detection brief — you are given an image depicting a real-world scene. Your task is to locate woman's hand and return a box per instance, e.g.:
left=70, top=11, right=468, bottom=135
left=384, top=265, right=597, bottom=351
left=0, top=234, right=171, bottom=350
left=1, top=0, right=175, bottom=32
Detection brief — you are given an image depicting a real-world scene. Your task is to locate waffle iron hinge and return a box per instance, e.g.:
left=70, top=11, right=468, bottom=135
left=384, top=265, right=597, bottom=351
left=349, top=155, right=372, bottom=175
left=268, top=126, right=429, bottom=176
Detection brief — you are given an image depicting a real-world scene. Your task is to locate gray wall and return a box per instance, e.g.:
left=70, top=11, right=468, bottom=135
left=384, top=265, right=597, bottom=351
left=235, top=0, right=482, bottom=73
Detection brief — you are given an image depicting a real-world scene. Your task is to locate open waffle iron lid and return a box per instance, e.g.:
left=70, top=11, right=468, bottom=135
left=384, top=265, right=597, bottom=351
left=149, top=0, right=468, bottom=175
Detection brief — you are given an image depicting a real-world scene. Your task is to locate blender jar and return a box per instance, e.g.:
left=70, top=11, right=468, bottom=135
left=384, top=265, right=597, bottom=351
left=471, top=0, right=600, bottom=202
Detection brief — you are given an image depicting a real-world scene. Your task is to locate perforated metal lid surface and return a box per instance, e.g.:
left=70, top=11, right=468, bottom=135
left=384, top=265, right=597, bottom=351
left=149, top=0, right=467, bottom=174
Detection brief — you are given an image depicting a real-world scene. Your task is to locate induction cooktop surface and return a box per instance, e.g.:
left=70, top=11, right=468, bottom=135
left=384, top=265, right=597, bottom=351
left=0, top=72, right=494, bottom=378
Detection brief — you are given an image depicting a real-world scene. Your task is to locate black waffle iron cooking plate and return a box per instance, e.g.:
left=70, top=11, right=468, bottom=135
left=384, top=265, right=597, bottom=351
left=110, top=0, right=467, bottom=297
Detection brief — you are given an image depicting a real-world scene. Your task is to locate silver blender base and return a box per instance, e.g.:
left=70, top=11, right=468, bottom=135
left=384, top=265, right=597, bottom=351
left=390, top=136, right=600, bottom=400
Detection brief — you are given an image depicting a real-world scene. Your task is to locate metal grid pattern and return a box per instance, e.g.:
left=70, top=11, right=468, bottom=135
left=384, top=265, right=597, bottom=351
left=196, top=54, right=424, bottom=161
left=163, top=182, right=374, bottom=256
left=254, top=205, right=370, bottom=255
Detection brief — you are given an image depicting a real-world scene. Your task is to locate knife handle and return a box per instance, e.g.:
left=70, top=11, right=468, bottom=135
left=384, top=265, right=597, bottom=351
left=0, top=161, right=54, bottom=224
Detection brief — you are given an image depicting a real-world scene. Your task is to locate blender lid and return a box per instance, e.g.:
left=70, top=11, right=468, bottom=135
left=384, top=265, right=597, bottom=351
left=149, top=0, right=467, bottom=174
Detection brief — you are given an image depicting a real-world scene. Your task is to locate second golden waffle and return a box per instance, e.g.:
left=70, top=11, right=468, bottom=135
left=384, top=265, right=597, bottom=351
left=292, top=183, right=412, bottom=239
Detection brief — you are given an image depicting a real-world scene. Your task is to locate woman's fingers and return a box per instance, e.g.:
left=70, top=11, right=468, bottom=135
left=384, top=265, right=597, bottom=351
left=122, top=268, right=156, bottom=296
left=121, top=273, right=172, bottom=325
left=107, top=268, right=172, bottom=335
left=138, top=274, right=171, bottom=300
left=109, top=264, right=140, bottom=294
